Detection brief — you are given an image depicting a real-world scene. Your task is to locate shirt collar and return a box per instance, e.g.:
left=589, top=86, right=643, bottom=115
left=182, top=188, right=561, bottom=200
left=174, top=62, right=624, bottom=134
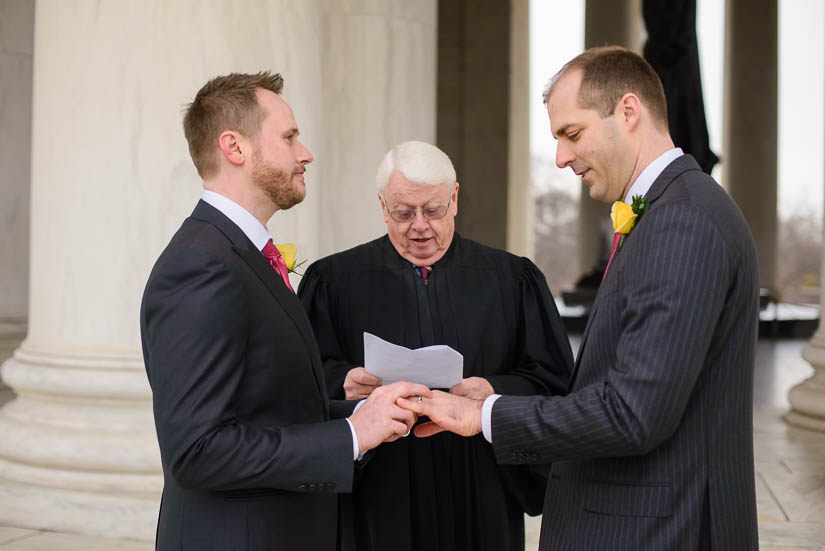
left=201, top=190, right=272, bottom=250
left=623, top=147, right=684, bottom=204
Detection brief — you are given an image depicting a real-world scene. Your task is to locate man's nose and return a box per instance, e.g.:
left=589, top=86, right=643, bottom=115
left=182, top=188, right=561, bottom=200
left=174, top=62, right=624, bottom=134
left=297, top=140, right=313, bottom=164
left=555, top=141, right=574, bottom=169
left=410, top=211, right=430, bottom=232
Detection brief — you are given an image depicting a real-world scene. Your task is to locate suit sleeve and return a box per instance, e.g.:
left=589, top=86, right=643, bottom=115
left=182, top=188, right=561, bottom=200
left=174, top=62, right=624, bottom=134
left=142, top=248, right=354, bottom=493
left=491, top=203, right=730, bottom=463
left=485, top=259, right=574, bottom=397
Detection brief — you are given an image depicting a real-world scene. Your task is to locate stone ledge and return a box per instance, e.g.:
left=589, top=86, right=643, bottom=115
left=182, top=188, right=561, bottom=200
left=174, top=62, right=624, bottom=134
left=0, top=478, right=156, bottom=542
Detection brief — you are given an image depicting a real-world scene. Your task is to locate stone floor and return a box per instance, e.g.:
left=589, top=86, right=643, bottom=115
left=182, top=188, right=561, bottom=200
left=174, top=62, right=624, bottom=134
left=0, top=338, right=823, bottom=550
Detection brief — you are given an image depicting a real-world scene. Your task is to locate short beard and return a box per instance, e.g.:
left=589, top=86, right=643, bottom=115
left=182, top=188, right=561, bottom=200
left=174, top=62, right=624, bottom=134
left=252, top=149, right=305, bottom=210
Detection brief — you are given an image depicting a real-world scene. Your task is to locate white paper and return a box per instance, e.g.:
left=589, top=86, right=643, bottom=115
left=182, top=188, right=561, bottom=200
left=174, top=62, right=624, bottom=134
left=363, top=332, right=463, bottom=389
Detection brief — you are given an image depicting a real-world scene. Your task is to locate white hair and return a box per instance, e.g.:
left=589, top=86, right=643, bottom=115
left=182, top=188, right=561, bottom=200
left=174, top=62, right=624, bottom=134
left=375, top=141, right=457, bottom=193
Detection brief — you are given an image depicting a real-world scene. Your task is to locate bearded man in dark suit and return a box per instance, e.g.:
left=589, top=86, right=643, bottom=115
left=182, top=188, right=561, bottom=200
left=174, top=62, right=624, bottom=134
left=140, top=72, right=427, bottom=551
left=401, top=47, right=760, bottom=550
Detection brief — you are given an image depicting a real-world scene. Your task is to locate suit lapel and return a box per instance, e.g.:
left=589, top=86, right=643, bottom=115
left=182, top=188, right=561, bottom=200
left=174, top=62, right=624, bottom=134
left=645, top=154, right=702, bottom=205
left=190, top=201, right=329, bottom=413
left=569, top=155, right=703, bottom=390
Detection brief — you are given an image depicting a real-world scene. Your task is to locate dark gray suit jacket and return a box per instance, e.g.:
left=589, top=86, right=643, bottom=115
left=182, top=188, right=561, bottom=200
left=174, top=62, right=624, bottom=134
left=141, top=201, right=355, bottom=550
left=492, top=155, right=759, bottom=550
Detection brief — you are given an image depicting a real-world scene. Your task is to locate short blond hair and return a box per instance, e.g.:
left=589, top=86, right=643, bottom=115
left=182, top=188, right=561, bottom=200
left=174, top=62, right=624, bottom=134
left=183, top=71, right=284, bottom=179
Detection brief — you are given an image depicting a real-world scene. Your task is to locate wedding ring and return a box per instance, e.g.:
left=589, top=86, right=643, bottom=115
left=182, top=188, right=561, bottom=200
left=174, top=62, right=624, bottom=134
left=417, top=396, right=423, bottom=403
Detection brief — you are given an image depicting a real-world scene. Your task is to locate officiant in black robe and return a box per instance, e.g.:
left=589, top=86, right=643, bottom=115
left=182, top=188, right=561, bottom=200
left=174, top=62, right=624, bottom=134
left=298, top=141, right=573, bottom=551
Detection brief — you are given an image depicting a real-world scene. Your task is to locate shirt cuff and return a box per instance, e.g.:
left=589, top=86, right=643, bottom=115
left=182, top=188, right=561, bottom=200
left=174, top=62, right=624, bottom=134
left=345, top=418, right=360, bottom=461
left=347, top=400, right=367, bottom=460
left=481, top=394, right=501, bottom=443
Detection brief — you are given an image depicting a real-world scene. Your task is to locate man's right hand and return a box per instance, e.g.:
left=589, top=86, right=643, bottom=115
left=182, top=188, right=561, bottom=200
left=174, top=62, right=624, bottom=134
left=343, top=367, right=382, bottom=400
left=349, top=381, right=431, bottom=454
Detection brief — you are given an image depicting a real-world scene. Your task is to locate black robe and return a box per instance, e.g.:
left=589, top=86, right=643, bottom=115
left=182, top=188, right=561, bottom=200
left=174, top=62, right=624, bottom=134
left=298, top=234, right=573, bottom=551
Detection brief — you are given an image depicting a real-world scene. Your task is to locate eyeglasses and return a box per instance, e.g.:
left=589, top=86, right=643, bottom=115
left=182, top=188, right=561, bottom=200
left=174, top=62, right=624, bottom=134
left=386, top=197, right=452, bottom=223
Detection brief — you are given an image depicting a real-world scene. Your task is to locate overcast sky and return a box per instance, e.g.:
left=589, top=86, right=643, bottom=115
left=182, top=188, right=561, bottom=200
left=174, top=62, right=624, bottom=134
left=529, top=0, right=824, bottom=221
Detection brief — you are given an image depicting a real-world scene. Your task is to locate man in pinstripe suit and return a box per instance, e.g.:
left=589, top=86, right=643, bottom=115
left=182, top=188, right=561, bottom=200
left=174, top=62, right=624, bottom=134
left=400, top=46, right=759, bottom=549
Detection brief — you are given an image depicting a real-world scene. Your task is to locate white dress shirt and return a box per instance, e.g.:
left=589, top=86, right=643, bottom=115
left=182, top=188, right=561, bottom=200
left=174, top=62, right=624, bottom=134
left=622, top=147, right=684, bottom=204
left=201, top=190, right=362, bottom=460
left=480, top=147, right=685, bottom=444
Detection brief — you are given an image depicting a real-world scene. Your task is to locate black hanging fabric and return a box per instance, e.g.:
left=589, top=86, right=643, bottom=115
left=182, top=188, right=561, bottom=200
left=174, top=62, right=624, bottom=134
left=643, top=0, right=719, bottom=174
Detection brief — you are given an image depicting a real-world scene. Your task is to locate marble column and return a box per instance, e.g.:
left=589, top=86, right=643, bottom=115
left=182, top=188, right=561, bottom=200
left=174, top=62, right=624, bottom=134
left=437, top=0, right=511, bottom=250
left=723, top=0, right=778, bottom=295
left=0, top=0, right=33, bottom=386
left=578, top=0, right=645, bottom=275
left=319, top=0, right=437, bottom=257
left=507, top=0, right=532, bottom=257
left=786, top=25, right=825, bottom=432
left=0, top=0, right=325, bottom=540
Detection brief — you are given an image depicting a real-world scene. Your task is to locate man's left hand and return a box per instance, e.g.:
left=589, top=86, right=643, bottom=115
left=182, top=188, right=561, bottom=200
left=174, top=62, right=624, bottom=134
left=397, top=390, right=483, bottom=438
left=450, top=377, right=494, bottom=400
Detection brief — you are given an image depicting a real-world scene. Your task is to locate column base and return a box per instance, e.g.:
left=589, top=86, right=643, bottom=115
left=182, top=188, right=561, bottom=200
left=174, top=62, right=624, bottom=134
left=0, top=476, right=156, bottom=541
left=785, top=370, right=825, bottom=432
left=0, top=344, right=162, bottom=540
left=0, top=317, right=26, bottom=390
left=783, top=409, right=825, bottom=432
left=786, top=342, right=825, bottom=432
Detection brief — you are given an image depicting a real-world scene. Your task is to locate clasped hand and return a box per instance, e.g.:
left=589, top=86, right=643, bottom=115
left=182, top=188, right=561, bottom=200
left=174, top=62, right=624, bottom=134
left=348, top=381, right=430, bottom=454
left=396, top=390, right=484, bottom=438
left=345, top=368, right=488, bottom=447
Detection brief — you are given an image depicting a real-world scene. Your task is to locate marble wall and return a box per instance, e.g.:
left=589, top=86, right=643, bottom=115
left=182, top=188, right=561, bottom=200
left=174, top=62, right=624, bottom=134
left=0, top=0, right=33, bottom=362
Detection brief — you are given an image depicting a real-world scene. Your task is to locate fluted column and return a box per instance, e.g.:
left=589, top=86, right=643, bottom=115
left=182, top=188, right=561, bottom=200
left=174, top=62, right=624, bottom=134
left=0, top=0, right=325, bottom=540
left=0, top=0, right=33, bottom=384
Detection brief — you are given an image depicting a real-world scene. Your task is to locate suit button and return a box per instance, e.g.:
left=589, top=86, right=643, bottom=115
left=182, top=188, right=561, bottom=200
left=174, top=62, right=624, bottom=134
left=326, top=483, right=335, bottom=491
left=298, top=483, right=307, bottom=491
left=309, top=483, right=317, bottom=491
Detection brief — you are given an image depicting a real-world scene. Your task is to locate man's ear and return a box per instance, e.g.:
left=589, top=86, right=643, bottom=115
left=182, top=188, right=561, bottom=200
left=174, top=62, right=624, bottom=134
left=378, top=192, right=390, bottom=224
left=218, top=130, right=246, bottom=167
left=451, top=181, right=459, bottom=215
left=617, top=92, right=642, bottom=131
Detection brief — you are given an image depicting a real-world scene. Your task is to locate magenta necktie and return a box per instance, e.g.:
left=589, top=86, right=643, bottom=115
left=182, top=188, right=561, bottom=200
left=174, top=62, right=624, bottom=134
left=262, top=239, right=294, bottom=292
left=602, top=232, right=622, bottom=280
left=419, top=266, right=431, bottom=282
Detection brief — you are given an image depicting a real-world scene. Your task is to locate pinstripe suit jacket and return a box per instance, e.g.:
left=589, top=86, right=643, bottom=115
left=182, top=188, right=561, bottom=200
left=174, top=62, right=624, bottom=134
left=492, top=155, right=759, bottom=550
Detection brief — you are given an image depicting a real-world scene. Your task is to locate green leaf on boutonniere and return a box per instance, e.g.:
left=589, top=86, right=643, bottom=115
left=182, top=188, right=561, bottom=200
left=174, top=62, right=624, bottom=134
left=630, top=195, right=648, bottom=222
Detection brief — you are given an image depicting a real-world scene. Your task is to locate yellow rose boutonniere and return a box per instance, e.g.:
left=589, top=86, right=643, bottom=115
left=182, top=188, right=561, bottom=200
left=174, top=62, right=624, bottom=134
left=611, top=201, right=637, bottom=235
left=610, top=195, right=649, bottom=246
left=604, top=195, right=648, bottom=279
left=274, top=243, right=307, bottom=275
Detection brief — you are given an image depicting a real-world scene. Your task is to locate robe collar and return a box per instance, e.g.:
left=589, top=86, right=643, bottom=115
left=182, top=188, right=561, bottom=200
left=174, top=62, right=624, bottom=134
left=379, top=232, right=461, bottom=271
